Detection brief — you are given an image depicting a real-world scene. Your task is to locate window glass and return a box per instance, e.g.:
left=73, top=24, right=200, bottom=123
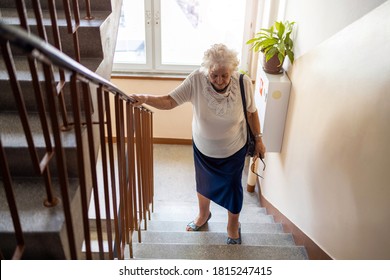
left=160, top=0, right=246, bottom=66
left=114, top=0, right=146, bottom=64
left=113, top=0, right=248, bottom=73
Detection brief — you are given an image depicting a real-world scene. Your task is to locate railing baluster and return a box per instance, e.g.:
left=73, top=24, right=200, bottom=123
left=84, top=0, right=94, bottom=20
left=114, top=94, right=127, bottom=260
left=70, top=74, right=91, bottom=259
left=126, top=102, right=138, bottom=258
left=15, top=0, right=29, bottom=31
left=0, top=139, right=25, bottom=260
left=145, top=110, right=154, bottom=212
left=104, top=92, right=121, bottom=259
left=41, top=60, right=77, bottom=260
left=82, top=82, right=104, bottom=259
left=46, top=0, right=70, bottom=129
left=62, top=0, right=81, bottom=62
left=97, top=86, right=114, bottom=260
left=134, top=107, right=150, bottom=231
left=141, top=109, right=150, bottom=220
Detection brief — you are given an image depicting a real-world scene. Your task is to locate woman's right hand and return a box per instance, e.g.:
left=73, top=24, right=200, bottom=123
left=129, top=94, right=148, bottom=107
left=128, top=94, right=178, bottom=110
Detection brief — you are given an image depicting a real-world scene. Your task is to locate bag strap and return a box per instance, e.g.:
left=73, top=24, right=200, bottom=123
left=239, top=74, right=253, bottom=135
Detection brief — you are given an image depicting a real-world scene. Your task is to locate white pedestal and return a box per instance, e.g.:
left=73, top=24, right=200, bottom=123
left=247, top=66, right=291, bottom=191
left=255, top=66, right=291, bottom=153
left=247, top=157, right=259, bottom=193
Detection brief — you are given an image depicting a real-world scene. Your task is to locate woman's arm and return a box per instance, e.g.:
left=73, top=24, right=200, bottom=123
left=130, top=94, right=178, bottom=110
left=247, top=110, right=266, bottom=159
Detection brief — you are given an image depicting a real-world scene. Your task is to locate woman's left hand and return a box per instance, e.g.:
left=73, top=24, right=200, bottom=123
left=255, top=138, right=266, bottom=159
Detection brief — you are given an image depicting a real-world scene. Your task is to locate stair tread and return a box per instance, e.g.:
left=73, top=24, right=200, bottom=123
left=0, top=9, right=111, bottom=27
left=144, top=220, right=284, bottom=233
left=0, top=56, right=103, bottom=81
left=154, top=201, right=266, bottom=212
left=135, top=231, right=296, bottom=246
left=151, top=212, right=274, bottom=223
left=131, top=243, right=308, bottom=260
left=0, top=112, right=78, bottom=148
left=0, top=177, right=79, bottom=232
left=0, top=0, right=112, bottom=11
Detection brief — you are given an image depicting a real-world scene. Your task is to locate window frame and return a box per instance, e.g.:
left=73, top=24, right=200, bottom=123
left=112, top=0, right=256, bottom=76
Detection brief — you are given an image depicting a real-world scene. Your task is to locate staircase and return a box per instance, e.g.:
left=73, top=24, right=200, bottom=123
left=0, top=0, right=126, bottom=259
left=128, top=144, right=308, bottom=260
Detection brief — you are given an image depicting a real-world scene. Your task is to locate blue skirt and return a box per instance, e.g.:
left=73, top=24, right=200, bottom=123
left=193, top=143, right=246, bottom=214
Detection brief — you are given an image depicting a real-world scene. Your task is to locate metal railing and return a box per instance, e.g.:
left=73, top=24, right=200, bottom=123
left=0, top=1, right=153, bottom=260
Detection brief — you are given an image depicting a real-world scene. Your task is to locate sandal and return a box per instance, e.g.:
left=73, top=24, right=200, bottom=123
left=227, top=224, right=242, bottom=244
left=186, top=212, right=212, bottom=231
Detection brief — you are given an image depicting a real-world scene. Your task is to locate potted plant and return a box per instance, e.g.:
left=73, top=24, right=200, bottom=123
left=247, top=20, right=295, bottom=74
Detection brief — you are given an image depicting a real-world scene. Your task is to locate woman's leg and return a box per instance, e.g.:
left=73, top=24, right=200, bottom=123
left=186, top=192, right=211, bottom=230
left=227, top=211, right=240, bottom=239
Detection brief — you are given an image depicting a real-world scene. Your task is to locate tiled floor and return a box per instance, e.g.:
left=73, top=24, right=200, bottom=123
left=152, top=144, right=262, bottom=212
left=89, top=143, right=261, bottom=219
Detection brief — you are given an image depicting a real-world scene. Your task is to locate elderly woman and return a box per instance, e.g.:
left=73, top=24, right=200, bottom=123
left=131, top=44, right=266, bottom=244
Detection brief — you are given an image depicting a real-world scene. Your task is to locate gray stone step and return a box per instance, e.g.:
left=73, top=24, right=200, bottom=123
left=0, top=177, right=82, bottom=259
left=0, top=56, right=102, bottom=112
left=151, top=199, right=271, bottom=223
left=154, top=200, right=267, bottom=213
left=144, top=220, right=285, bottom=234
left=150, top=211, right=274, bottom=224
left=0, top=112, right=83, bottom=177
left=136, top=231, right=296, bottom=246
left=131, top=243, right=308, bottom=260
left=0, top=0, right=112, bottom=12
left=0, top=8, right=109, bottom=59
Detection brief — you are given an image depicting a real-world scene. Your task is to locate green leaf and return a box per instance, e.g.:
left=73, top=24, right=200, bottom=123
left=246, top=38, right=257, bottom=44
left=265, top=47, right=277, bottom=62
left=277, top=42, right=286, bottom=55
left=287, top=50, right=294, bottom=64
left=277, top=53, right=285, bottom=66
left=277, top=22, right=285, bottom=39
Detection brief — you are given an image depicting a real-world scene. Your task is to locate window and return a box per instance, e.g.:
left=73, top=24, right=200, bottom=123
left=113, top=0, right=254, bottom=75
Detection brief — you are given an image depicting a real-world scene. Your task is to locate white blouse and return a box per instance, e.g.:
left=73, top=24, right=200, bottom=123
left=169, top=69, right=256, bottom=158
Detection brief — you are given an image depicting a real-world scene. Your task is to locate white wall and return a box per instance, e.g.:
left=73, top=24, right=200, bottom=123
left=284, top=0, right=387, bottom=59
left=111, top=78, right=192, bottom=139
left=261, top=0, right=390, bottom=259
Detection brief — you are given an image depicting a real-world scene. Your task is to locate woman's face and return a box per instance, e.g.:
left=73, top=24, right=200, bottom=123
left=208, top=66, right=232, bottom=91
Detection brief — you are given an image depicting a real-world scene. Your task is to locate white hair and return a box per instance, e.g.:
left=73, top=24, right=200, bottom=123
left=200, top=44, right=239, bottom=75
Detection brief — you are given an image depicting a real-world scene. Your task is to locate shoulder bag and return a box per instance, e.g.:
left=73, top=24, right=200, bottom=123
left=239, top=74, right=256, bottom=157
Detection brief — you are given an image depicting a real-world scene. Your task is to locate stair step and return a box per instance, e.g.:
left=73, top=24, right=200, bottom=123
left=154, top=200, right=267, bottom=213
left=0, top=9, right=110, bottom=59
left=0, top=177, right=81, bottom=259
left=144, top=220, right=284, bottom=234
left=0, top=0, right=112, bottom=11
left=0, top=177, right=79, bottom=231
left=0, top=56, right=102, bottom=112
left=150, top=212, right=274, bottom=224
left=0, top=112, right=82, bottom=177
left=131, top=243, right=308, bottom=260
left=135, top=231, right=296, bottom=246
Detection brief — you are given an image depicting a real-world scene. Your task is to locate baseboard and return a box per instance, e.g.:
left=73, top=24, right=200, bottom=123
left=153, top=138, right=192, bottom=145
left=257, top=183, right=332, bottom=260
left=106, top=137, right=192, bottom=145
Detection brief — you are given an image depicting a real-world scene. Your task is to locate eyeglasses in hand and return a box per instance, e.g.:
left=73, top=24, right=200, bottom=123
left=250, top=155, right=266, bottom=179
